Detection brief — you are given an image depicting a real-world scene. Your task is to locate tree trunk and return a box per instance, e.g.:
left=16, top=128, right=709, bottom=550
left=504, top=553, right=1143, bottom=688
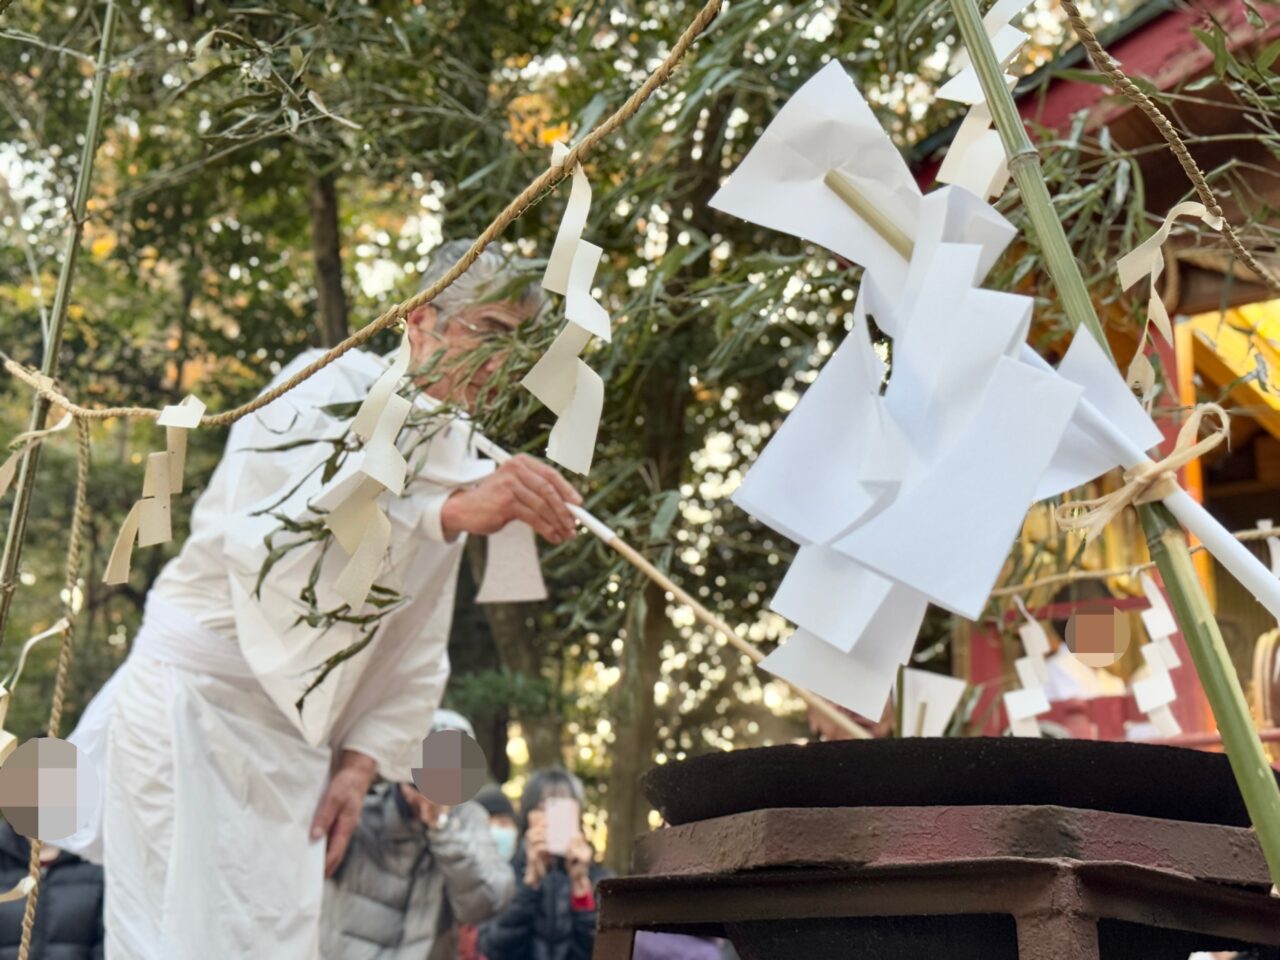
left=309, top=168, right=348, bottom=347
left=604, top=364, right=689, bottom=873
left=602, top=95, right=729, bottom=871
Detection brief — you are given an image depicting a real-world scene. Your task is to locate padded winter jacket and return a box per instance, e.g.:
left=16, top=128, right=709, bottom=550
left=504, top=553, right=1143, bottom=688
left=478, top=851, right=610, bottom=960
left=0, top=823, right=104, bottom=960
left=322, top=784, right=515, bottom=959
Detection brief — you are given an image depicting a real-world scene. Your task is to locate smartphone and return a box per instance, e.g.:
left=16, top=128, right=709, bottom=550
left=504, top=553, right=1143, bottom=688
left=544, top=797, right=580, bottom=857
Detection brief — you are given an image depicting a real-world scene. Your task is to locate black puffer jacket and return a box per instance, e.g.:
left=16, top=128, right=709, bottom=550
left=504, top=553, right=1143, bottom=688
left=479, top=851, right=609, bottom=960
left=0, top=823, right=104, bottom=960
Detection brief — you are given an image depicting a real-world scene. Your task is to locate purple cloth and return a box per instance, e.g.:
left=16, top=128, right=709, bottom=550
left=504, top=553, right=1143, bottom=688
left=632, top=932, right=722, bottom=960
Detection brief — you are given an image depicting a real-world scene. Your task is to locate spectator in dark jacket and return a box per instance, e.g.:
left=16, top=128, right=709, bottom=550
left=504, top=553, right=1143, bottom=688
left=479, top=769, right=609, bottom=960
left=0, top=822, right=104, bottom=960
left=460, top=787, right=521, bottom=960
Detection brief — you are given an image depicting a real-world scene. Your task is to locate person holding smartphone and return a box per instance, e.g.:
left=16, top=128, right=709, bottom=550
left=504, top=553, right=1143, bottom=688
left=478, top=769, right=609, bottom=960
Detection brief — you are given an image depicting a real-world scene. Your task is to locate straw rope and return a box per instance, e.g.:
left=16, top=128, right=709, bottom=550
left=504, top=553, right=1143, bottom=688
left=0, top=0, right=724, bottom=429
left=16, top=417, right=89, bottom=960
left=1054, top=403, right=1229, bottom=542
left=991, top=525, right=1278, bottom=598
left=1059, top=0, right=1280, bottom=295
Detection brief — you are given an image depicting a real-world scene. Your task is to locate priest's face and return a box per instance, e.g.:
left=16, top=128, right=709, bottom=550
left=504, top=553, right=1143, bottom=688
left=407, top=299, right=535, bottom=408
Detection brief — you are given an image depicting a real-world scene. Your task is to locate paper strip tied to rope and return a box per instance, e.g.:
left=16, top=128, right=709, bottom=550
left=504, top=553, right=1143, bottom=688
left=103, top=395, right=206, bottom=584
left=1055, top=403, right=1230, bottom=543
left=1117, top=201, right=1224, bottom=398
left=0, top=618, right=70, bottom=764
left=0, top=412, right=73, bottom=499
left=522, top=141, right=612, bottom=476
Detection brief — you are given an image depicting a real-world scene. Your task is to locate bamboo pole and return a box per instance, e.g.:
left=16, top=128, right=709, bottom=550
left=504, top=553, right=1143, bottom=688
left=468, top=436, right=870, bottom=740
left=0, top=0, right=118, bottom=642
left=947, top=0, right=1280, bottom=883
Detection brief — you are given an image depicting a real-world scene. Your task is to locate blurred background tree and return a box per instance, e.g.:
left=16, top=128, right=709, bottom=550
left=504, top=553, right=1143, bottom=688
left=1, top=0, right=1273, bottom=868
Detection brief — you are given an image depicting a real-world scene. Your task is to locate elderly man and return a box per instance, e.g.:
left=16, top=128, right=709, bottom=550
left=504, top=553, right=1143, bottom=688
left=66, top=241, right=578, bottom=959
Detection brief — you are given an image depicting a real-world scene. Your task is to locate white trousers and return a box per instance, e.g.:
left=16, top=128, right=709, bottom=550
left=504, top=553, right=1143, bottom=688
left=96, top=653, right=331, bottom=958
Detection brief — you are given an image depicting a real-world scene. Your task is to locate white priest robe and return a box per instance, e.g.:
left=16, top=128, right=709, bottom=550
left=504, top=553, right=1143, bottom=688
left=65, top=347, right=498, bottom=959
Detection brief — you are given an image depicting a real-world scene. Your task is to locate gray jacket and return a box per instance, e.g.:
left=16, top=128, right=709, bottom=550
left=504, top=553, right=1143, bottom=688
left=323, top=784, right=516, bottom=960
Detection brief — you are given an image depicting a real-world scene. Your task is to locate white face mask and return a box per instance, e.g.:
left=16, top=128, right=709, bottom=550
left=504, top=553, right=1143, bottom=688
left=490, top=824, right=518, bottom=861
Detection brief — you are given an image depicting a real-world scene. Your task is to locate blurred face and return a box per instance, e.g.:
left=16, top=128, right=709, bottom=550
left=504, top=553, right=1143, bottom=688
left=489, top=813, right=518, bottom=860
left=530, top=782, right=574, bottom=822
left=407, top=298, right=535, bottom=408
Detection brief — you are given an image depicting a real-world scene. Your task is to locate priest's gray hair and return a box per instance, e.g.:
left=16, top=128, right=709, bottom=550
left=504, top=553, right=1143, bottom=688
left=417, top=239, right=544, bottom=330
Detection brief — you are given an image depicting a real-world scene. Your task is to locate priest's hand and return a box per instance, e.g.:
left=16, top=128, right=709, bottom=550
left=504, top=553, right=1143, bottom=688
left=441, top=454, right=582, bottom=544
left=312, top=749, right=377, bottom=878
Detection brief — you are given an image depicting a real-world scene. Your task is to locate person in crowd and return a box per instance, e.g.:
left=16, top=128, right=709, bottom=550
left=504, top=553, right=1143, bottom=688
left=474, top=786, right=519, bottom=864
left=458, top=785, right=521, bottom=960
left=65, top=240, right=580, bottom=958
left=322, top=710, right=516, bottom=960
left=479, top=769, right=609, bottom=960
left=0, top=821, right=103, bottom=959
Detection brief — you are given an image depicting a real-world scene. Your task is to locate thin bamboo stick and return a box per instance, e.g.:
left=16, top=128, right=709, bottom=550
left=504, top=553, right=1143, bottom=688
left=948, top=0, right=1280, bottom=884
left=0, top=0, right=118, bottom=643
left=607, top=536, right=869, bottom=739
left=468, top=437, right=870, bottom=740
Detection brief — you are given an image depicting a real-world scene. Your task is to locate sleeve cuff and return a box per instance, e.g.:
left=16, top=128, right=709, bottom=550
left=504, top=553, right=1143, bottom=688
left=340, top=736, right=412, bottom=784
left=419, top=490, right=457, bottom=543
left=570, top=889, right=596, bottom=912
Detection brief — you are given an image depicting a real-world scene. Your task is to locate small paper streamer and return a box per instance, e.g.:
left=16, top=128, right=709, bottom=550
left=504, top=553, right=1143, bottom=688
left=1006, top=595, right=1052, bottom=737
left=322, top=331, right=414, bottom=608
left=1258, top=519, right=1280, bottom=580
left=0, top=411, right=73, bottom=498
left=0, top=619, right=71, bottom=772
left=543, top=142, right=592, bottom=296
left=1137, top=572, right=1178, bottom=643
left=936, top=0, right=1028, bottom=201
left=104, top=395, right=206, bottom=584
left=1117, top=201, right=1224, bottom=400
left=0, top=688, right=17, bottom=766
left=476, top=521, right=548, bottom=603
left=523, top=143, right=613, bottom=476
left=1133, top=638, right=1182, bottom=736
left=894, top=667, right=967, bottom=737
left=0, top=877, right=34, bottom=903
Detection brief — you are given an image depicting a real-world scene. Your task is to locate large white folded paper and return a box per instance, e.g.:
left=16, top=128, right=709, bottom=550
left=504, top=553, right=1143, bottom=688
left=709, top=61, right=922, bottom=298
left=1032, top=331, right=1163, bottom=500
left=837, top=357, right=1082, bottom=619
left=711, top=58, right=1280, bottom=722
left=761, top=584, right=929, bottom=719
left=730, top=289, right=898, bottom=546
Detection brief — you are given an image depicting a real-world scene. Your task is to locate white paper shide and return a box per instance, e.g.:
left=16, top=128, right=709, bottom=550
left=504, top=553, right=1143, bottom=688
left=710, top=61, right=1167, bottom=720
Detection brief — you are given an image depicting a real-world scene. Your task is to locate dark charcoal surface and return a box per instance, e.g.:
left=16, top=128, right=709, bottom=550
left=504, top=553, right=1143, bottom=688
left=641, top=737, right=1278, bottom=827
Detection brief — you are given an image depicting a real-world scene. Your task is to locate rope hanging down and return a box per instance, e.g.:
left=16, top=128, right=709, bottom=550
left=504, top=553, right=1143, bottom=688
left=16, top=417, right=89, bottom=960
left=1058, top=0, right=1280, bottom=296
